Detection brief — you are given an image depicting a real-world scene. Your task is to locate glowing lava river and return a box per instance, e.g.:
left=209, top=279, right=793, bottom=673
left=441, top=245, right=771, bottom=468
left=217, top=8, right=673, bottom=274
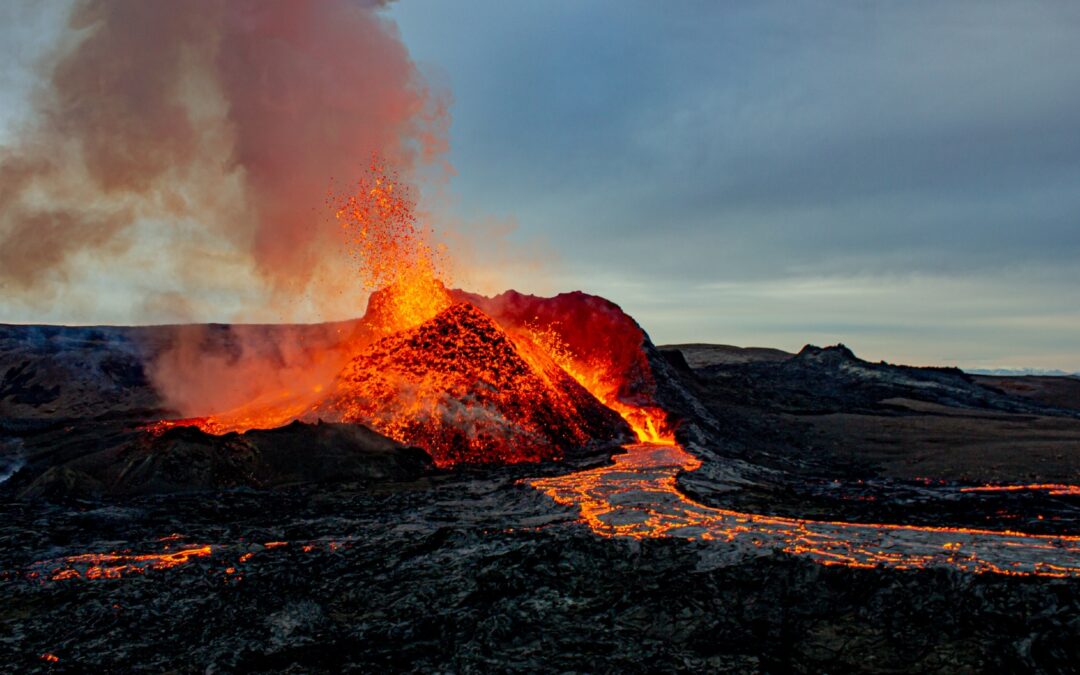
left=531, top=443, right=1080, bottom=579
left=28, top=441, right=1080, bottom=584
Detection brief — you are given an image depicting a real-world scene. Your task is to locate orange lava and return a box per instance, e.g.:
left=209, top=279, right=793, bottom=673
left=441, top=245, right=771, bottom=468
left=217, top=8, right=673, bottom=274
left=152, top=293, right=672, bottom=464
left=530, top=443, right=1080, bottom=578
left=317, top=302, right=628, bottom=466
left=30, top=538, right=352, bottom=584
left=332, top=158, right=452, bottom=336
left=29, top=450, right=1080, bottom=584
left=960, top=484, right=1080, bottom=496
left=147, top=164, right=673, bottom=465
left=520, top=318, right=674, bottom=444
left=130, top=163, right=1076, bottom=576
left=37, top=545, right=213, bottom=581
left=147, top=293, right=653, bottom=466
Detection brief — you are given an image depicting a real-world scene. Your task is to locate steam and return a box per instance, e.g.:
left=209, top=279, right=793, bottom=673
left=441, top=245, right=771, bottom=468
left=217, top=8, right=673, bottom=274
left=0, top=0, right=450, bottom=320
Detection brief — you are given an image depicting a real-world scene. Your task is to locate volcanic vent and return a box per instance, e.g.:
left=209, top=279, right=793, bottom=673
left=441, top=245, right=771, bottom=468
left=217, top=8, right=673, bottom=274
left=316, top=302, right=632, bottom=466
left=142, top=163, right=667, bottom=468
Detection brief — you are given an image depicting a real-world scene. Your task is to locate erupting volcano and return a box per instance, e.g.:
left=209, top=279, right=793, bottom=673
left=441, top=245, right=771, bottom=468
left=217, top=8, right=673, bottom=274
left=8, top=158, right=1080, bottom=675
left=318, top=301, right=631, bottom=465
left=148, top=162, right=673, bottom=467
left=8, top=2, right=1080, bottom=671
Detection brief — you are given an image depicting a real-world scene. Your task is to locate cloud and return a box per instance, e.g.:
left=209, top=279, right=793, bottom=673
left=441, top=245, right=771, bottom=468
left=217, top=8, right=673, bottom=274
left=391, top=0, right=1080, bottom=276
left=385, top=0, right=1080, bottom=367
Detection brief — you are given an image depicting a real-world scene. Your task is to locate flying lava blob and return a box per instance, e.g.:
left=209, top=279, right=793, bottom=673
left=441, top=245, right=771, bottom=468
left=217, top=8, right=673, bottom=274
left=332, top=160, right=453, bottom=337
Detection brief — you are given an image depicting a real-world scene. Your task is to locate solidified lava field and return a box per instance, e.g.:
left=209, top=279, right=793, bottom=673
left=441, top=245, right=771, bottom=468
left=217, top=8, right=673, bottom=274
left=2, top=293, right=1080, bottom=673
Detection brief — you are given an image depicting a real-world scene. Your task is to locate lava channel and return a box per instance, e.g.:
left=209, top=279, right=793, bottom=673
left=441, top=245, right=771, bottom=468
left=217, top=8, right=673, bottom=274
left=530, top=443, right=1080, bottom=578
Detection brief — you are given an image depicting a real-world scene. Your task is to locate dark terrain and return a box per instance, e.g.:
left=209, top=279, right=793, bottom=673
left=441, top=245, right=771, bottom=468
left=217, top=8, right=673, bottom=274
left=663, top=343, right=1080, bottom=532
left=1, top=321, right=1079, bottom=673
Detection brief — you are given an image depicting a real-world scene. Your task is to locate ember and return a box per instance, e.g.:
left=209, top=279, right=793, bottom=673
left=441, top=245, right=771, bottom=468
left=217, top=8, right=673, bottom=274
left=332, top=160, right=452, bottom=336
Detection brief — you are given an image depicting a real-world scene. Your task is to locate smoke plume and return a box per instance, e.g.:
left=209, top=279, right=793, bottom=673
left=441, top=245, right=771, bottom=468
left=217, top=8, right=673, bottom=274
left=0, top=0, right=450, bottom=320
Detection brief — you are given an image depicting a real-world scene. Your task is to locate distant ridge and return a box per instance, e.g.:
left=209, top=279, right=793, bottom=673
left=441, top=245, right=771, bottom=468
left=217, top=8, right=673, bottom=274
left=966, top=368, right=1079, bottom=378
left=660, top=343, right=792, bottom=368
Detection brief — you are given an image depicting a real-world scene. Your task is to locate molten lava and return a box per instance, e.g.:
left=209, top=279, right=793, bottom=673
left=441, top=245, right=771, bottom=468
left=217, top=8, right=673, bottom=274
left=530, top=443, right=1080, bottom=578
left=38, top=545, right=213, bottom=581
left=960, top=483, right=1080, bottom=496
left=316, top=302, right=630, bottom=466
left=456, top=289, right=676, bottom=444
left=514, top=313, right=672, bottom=444
left=153, top=162, right=674, bottom=465
left=159, top=291, right=669, bottom=465
left=333, top=160, right=452, bottom=336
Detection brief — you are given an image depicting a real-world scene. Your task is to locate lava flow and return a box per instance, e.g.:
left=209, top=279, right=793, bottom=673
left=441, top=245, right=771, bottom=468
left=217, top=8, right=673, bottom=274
left=137, top=161, right=1078, bottom=578
left=27, top=538, right=350, bottom=583
left=33, top=545, right=213, bottom=581
left=960, top=483, right=1080, bottom=496
left=530, top=444, right=1080, bottom=578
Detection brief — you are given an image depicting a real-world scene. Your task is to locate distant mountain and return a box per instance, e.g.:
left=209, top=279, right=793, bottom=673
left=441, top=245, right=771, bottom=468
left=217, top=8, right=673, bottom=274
left=966, top=368, right=1079, bottom=377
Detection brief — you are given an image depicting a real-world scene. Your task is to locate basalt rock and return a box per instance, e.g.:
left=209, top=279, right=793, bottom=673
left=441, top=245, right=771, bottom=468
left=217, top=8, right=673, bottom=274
left=16, top=421, right=432, bottom=499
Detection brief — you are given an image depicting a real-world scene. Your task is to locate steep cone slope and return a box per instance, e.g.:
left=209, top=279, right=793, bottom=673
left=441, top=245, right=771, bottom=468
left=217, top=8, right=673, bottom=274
left=315, top=302, right=631, bottom=466
left=452, top=289, right=674, bottom=444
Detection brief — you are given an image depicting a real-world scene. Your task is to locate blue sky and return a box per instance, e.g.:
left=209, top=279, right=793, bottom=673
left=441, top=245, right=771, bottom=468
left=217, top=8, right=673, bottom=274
left=1, top=1, right=1078, bottom=370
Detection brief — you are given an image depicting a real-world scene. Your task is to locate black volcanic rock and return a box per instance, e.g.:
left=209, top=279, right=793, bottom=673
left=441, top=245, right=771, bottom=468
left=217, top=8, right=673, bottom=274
left=794, top=342, right=857, bottom=364
left=2, top=477, right=1079, bottom=674
left=4, top=313, right=1080, bottom=673
left=16, top=421, right=432, bottom=499
left=0, top=324, right=160, bottom=419
left=665, top=341, right=1080, bottom=532
left=690, top=342, right=1080, bottom=418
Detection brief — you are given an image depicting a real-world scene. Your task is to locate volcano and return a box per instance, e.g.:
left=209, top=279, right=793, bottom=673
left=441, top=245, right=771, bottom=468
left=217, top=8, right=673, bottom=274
left=316, top=302, right=632, bottom=466
left=156, top=288, right=663, bottom=468
left=7, top=294, right=1080, bottom=673
left=136, top=163, right=675, bottom=462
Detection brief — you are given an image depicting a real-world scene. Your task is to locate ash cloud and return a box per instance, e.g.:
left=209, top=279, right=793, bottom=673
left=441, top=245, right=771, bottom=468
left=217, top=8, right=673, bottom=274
left=0, top=0, right=450, bottom=315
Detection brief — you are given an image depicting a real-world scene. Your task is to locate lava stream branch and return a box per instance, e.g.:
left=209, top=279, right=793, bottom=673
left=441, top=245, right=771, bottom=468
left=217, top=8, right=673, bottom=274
left=529, top=444, right=1080, bottom=578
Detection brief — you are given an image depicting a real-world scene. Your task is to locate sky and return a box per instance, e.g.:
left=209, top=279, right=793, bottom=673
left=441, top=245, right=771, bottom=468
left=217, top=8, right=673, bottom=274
left=386, top=0, right=1080, bottom=370
left=1, top=1, right=1078, bottom=371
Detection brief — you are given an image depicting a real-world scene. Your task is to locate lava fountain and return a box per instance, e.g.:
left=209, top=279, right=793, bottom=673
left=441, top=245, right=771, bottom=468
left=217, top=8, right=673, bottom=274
left=149, top=161, right=672, bottom=465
